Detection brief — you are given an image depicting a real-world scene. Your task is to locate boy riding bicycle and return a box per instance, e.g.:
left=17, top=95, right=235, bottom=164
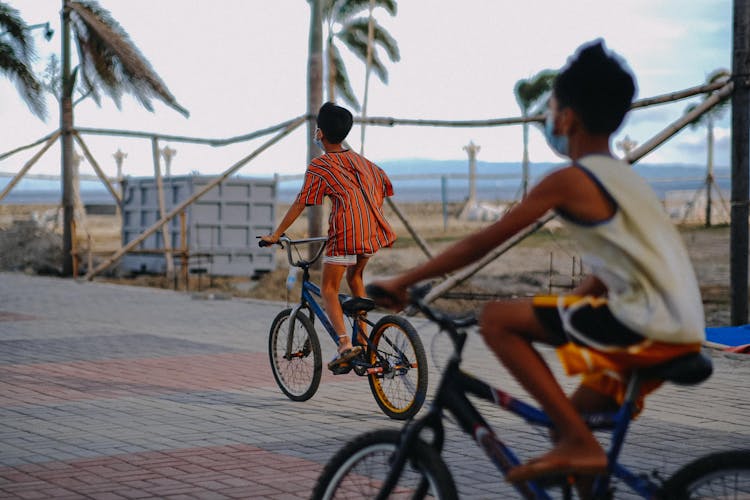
left=369, top=40, right=705, bottom=483
left=261, top=102, right=397, bottom=371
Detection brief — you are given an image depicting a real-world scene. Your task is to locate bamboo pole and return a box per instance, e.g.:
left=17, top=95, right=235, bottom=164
left=0, top=131, right=59, bottom=162
left=423, top=213, right=555, bottom=304
left=74, top=115, right=308, bottom=147
left=626, top=82, right=734, bottom=164
left=151, top=137, right=175, bottom=280
left=72, top=132, right=121, bottom=204
left=180, top=210, right=188, bottom=291
left=84, top=115, right=307, bottom=280
left=0, top=131, right=61, bottom=203
left=386, top=197, right=433, bottom=259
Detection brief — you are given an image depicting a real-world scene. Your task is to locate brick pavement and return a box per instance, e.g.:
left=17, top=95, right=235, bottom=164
left=0, top=271, right=749, bottom=499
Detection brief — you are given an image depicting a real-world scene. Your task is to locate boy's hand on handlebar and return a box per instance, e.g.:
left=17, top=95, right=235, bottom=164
left=366, top=279, right=409, bottom=312
left=258, top=234, right=279, bottom=247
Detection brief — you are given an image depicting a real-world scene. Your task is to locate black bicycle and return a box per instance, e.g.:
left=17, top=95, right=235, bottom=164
left=312, top=284, right=750, bottom=499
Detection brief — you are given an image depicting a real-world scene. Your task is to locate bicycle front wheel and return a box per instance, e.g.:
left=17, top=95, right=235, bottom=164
left=367, top=315, right=428, bottom=420
left=661, top=450, right=750, bottom=499
left=311, top=429, right=457, bottom=500
left=268, top=308, right=321, bottom=401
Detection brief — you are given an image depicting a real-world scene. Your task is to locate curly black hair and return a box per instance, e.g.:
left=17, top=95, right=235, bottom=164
left=554, top=39, right=637, bottom=134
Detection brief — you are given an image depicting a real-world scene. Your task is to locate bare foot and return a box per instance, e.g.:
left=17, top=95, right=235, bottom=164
left=506, top=438, right=607, bottom=483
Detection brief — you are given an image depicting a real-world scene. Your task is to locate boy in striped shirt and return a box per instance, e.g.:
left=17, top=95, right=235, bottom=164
left=261, top=102, right=397, bottom=370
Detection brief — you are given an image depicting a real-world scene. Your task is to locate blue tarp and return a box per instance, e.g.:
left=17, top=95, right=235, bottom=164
left=705, top=325, right=750, bottom=347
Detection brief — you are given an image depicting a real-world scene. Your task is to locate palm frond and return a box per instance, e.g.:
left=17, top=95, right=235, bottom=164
left=343, top=18, right=399, bottom=61
left=0, top=3, right=46, bottom=119
left=514, top=70, right=556, bottom=111
left=0, top=43, right=46, bottom=118
left=328, top=0, right=397, bottom=25
left=68, top=0, right=189, bottom=117
left=0, top=3, right=33, bottom=60
left=331, top=44, right=360, bottom=110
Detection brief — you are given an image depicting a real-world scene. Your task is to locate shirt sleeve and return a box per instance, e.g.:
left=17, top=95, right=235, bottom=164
left=295, top=167, right=326, bottom=206
left=378, top=167, right=394, bottom=197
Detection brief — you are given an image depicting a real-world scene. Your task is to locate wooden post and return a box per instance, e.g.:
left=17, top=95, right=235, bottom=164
left=152, top=137, right=175, bottom=281
left=180, top=210, right=188, bottom=291
left=731, top=0, right=750, bottom=325
left=71, top=219, right=78, bottom=278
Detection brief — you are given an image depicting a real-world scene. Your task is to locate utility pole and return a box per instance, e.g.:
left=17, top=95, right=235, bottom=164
left=730, top=0, right=750, bottom=325
left=307, top=0, right=323, bottom=264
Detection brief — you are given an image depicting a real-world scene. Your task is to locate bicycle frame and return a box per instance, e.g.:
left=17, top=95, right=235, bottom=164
left=377, top=318, right=661, bottom=500
left=278, top=237, right=390, bottom=372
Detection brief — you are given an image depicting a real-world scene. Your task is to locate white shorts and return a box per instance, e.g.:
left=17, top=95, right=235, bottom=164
left=322, top=254, right=372, bottom=266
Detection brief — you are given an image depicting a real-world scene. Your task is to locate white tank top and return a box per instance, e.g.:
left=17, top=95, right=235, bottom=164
left=559, top=155, right=705, bottom=344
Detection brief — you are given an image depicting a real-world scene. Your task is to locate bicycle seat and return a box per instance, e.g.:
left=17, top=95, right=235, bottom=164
left=636, top=351, right=713, bottom=385
left=340, top=296, right=376, bottom=315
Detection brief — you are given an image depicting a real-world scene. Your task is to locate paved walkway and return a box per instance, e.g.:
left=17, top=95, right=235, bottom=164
left=0, top=272, right=748, bottom=499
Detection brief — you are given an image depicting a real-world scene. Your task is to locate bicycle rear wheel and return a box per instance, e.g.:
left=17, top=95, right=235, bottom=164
left=268, top=308, right=321, bottom=401
left=311, top=429, right=457, bottom=500
left=661, top=449, right=750, bottom=499
left=367, top=315, right=428, bottom=420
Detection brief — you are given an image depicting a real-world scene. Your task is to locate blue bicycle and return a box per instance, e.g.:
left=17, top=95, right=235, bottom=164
left=262, top=236, right=428, bottom=420
left=312, top=284, right=750, bottom=499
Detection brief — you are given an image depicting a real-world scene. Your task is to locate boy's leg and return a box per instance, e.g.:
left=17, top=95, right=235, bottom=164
left=346, top=255, right=370, bottom=344
left=479, top=298, right=607, bottom=481
left=321, top=262, right=351, bottom=353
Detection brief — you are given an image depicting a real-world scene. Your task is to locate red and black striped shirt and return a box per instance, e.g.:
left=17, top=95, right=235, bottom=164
left=296, top=150, right=396, bottom=256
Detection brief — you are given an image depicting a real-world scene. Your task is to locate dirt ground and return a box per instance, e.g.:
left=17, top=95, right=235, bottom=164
left=0, top=201, right=735, bottom=326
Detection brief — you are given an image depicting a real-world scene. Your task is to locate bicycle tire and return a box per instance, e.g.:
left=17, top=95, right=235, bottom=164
left=268, top=308, right=322, bottom=401
left=660, top=449, right=750, bottom=499
left=311, top=429, right=458, bottom=500
left=367, top=315, right=428, bottom=420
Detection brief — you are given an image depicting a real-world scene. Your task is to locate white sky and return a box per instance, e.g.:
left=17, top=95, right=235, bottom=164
left=1, top=0, right=733, bottom=179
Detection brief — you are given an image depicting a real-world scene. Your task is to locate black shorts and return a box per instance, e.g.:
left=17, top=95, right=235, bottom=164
left=532, top=295, right=646, bottom=351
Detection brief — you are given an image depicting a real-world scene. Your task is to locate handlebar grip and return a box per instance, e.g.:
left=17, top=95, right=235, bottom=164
left=258, top=239, right=272, bottom=248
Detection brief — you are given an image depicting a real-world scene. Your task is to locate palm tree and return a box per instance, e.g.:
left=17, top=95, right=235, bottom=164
left=684, top=68, right=731, bottom=227
left=0, top=2, right=46, bottom=119
left=322, top=0, right=399, bottom=111
left=514, top=69, right=556, bottom=198
left=59, top=0, right=189, bottom=276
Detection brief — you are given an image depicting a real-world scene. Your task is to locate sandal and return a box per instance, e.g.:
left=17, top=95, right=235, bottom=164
left=327, top=345, right=363, bottom=370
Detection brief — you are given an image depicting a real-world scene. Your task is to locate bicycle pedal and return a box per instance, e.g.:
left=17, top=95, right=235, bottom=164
left=330, top=364, right=352, bottom=375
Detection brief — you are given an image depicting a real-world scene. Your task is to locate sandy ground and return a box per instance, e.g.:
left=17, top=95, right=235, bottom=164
left=0, top=201, right=734, bottom=326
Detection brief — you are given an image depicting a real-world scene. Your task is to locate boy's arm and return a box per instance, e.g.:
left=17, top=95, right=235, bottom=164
left=261, top=200, right=306, bottom=244
left=373, top=169, right=574, bottom=307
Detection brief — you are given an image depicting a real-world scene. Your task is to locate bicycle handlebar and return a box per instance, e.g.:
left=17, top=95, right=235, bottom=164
left=257, top=235, right=328, bottom=268
left=366, top=283, right=478, bottom=332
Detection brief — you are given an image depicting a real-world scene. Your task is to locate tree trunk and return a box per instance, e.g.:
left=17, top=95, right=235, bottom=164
left=60, top=0, right=75, bottom=277
left=327, top=37, right=335, bottom=103
left=360, top=0, right=375, bottom=155
left=521, top=117, right=530, bottom=198
left=730, top=0, right=750, bottom=326
left=307, top=0, right=323, bottom=263
left=705, top=117, right=714, bottom=227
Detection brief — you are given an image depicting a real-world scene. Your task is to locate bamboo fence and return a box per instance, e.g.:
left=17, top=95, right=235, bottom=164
left=0, top=79, right=735, bottom=297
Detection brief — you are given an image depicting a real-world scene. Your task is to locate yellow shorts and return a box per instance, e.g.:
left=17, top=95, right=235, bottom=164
left=533, top=295, right=701, bottom=413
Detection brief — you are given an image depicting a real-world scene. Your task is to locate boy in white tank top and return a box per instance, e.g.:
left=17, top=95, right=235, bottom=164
left=369, top=40, right=705, bottom=484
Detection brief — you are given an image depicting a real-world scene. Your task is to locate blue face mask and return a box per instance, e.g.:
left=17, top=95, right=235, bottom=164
left=313, top=129, right=324, bottom=150
left=544, top=113, right=569, bottom=157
